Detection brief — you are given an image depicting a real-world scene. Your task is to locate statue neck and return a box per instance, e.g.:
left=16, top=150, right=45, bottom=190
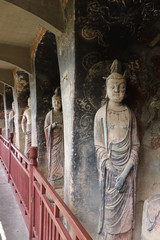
left=108, top=101, right=125, bottom=110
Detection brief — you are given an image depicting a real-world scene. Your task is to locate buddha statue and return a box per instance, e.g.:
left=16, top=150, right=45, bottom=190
left=94, top=59, right=140, bottom=240
left=44, top=87, right=64, bottom=188
left=21, top=97, right=31, bottom=158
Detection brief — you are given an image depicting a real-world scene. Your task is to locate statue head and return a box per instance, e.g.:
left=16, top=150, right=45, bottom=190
left=52, top=87, right=62, bottom=111
left=28, top=97, right=31, bottom=108
left=12, top=101, right=15, bottom=112
left=103, top=60, right=126, bottom=104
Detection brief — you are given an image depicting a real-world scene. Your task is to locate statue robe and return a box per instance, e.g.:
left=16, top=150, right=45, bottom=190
left=25, top=123, right=31, bottom=158
left=94, top=103, right=140, bottom=237
left=44, top=109, right=63, bottom=182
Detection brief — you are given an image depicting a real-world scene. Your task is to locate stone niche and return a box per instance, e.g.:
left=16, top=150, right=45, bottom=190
left=35, top=31, right=60, bottom=177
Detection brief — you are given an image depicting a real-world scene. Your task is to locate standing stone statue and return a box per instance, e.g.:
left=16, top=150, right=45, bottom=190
left=21, top=97, right=31, bottom=158
left=94, top=60, right=140, bottom=240
left=44, top=87, right=63, bottom=188
left=8, top=101, right=15, bottom=138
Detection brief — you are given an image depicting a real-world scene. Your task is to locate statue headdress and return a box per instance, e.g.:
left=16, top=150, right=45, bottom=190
left=103, top=59, right=125, bottom=81
left=52, top=87, right=61, bottom=99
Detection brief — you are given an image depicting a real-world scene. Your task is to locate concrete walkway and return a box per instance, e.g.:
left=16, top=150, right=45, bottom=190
left=0, top=163, right=29, bottom=240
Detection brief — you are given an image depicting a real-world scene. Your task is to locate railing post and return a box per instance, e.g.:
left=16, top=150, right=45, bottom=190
left=8, top=133, right=13, bottom=183
left=29, top=146, right=37, bottom=240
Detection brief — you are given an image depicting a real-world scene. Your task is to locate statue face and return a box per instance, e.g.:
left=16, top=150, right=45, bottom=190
left=52, top=96, right=61, bottom=111
left=107, top=78, right=126, bottom=104
left=12, top=102, right=15, bottom=111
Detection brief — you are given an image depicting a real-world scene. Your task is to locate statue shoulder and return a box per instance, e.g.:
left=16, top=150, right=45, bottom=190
left=95, top=104, right=107, bottom=121
left=45, top=109, right=52, bottom=118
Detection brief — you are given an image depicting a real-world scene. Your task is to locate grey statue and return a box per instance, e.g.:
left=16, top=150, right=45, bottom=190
left=44, top=87, right=64, bottom=188
left=94, top=59, right=140, bottom=240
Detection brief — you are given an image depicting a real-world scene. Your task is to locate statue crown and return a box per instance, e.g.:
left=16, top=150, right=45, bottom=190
left=103, top=59, right=125, bottom=81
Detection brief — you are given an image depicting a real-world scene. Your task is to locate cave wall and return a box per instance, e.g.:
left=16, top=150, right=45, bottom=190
left=56, top=1, right=160, bottom=239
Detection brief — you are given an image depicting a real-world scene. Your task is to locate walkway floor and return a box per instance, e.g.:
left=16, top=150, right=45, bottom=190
left=0, top=163, right=29, bottom=240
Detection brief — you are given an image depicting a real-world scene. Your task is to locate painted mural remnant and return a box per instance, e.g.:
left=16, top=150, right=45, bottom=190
left=141, top=195, right=160, bottom=240
left=21, top=97, right=31, bottom=158
left=8, top=101, right=15, bottom=140
left=44, top=87, right=64, bottom=188
left=94, top=60, right=140, bottom=240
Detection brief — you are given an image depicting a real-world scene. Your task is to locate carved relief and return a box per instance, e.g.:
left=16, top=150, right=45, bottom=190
left=82, top=52, right=101, bottom=71
left=75, top=60, right=111, bottom=142
left=77, top=1, right=160, bottom=45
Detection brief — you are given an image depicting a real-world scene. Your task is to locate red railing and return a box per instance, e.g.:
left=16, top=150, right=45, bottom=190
left=0, top=130, right=92, bottom=240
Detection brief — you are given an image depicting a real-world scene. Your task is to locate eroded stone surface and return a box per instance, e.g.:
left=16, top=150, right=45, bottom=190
left=141, top=195, right=160, bottom=240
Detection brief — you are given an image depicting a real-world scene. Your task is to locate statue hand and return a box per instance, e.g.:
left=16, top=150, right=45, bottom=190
left=52, top=122, right=57, bottom=128
left=105, top=161, right=115, bottom=174
left=115, top=175, right=125, bottom=192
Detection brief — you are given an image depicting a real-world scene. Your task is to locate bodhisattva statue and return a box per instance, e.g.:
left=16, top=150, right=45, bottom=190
left=21, top=97, right=31, bottom=158
left=44, top=87, right=63, bottom=188
left=94, top=60, right=140, bottom=240
left=8, top=101, right=15, bottom=136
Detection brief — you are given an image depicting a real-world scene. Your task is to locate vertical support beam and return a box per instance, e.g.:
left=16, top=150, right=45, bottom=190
left=29, top=70, right=37, bottom=147
left=56, top=0, right=75, bottom=208
left=3, top=86, right=8, bottom=139
left=29, top=146, right=37, bottom=240
left=29, top=27, right=46, bottom=150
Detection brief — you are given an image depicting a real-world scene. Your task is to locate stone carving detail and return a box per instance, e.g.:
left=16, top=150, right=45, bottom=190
left=82, top=52, right=102, bottom=71
left=141, top=195, right=160, bottom=240
left=21, top=97, right=31, bottom=158
left=94, top=60, right=140, bottom=239
left=75, top=60, right=111, bottom=142
left=44, top=87, right=64, bottom=188
left=77, top=1, right=160, bottom=45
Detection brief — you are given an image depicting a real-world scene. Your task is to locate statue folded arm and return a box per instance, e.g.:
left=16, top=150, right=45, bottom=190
left=115, top=111, right=140, bottom=191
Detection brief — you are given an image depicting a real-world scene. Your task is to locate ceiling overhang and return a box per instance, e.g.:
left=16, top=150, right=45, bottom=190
left=2, top=0, right=65, bottom=36
left=0, top=69, right=14, bottom=87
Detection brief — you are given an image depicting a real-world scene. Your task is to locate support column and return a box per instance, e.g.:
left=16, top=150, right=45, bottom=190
left=56, top=1, right=105, bottom=238
left=3, top=85, right=13, bottom=140
left=3, top=86, right=8, bottom=139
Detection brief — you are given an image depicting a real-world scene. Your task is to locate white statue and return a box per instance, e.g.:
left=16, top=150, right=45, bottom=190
left=8, top=101, right=15, bottom=135
left=21, top=97, right=31, bottom=158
